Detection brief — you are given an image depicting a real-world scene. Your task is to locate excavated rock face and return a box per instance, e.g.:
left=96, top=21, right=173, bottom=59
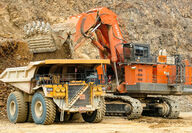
left=0, top=0, right=191, bottom=58
left=0, top=0, right=191, bottom=59
left=112, top=0, right=192, bottom=59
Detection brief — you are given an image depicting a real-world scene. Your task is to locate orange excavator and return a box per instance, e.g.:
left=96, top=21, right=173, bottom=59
left=73, top=7, right=192, bottom=119
left=24, top=7, right=192, bottom=119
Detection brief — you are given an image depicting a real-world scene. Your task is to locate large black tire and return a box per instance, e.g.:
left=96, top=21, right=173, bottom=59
left=82, top=97, right=105, bottom=123
left=31, top=92, right=56, bottom=125
left=27, top=102, right=33, bottom=122
left=7, top=91, right=28, bottom=123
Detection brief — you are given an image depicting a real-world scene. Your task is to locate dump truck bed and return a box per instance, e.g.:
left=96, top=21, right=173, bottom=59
left=0, top=59, right=110, bottom=94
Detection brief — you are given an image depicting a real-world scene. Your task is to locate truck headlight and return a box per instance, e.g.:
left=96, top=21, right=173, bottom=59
left=61, top=87, right=65, bottom=93
left=97, top=87, right=102, bottom=92
left=94, top=87, right=98, bottom=91
left=55, top=87, right=60, bottom=93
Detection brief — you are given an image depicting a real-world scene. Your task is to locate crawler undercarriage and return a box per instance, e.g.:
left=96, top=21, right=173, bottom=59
left=105, top=94, right=180, bottom=119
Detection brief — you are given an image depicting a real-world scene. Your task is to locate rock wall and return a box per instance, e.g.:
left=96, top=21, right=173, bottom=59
left=0, top=0, right=191, bottom=57
left=0, top=81, right=15, bottom=119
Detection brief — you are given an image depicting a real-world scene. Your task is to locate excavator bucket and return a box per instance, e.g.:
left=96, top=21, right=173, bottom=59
left=23, top=19, right=100, bottom=60
left=23, top=21, right=68, bottom=53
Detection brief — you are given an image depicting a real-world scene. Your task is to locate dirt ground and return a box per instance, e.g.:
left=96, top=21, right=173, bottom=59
left=0, top=112, right=192, bottom=133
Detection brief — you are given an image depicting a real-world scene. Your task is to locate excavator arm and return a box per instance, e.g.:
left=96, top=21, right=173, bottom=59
left=24, top=7, right=127, bottom=63
left=74, top=7, right=126, bottom=63
left=23, top=7, right=127, bottom=87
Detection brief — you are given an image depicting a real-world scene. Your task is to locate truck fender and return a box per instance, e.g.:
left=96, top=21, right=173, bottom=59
left=32, top=86, right=48, bottom=97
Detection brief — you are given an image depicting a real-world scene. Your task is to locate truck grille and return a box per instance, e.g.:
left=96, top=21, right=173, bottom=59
left=68, top=85, right=91, bottom=107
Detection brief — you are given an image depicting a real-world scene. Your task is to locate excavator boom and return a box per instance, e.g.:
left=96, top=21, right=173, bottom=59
left=74, top=7, right=126, bottom=63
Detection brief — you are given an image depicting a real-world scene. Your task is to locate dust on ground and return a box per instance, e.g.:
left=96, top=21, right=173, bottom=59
left=0, top=112, right=192, bottom=133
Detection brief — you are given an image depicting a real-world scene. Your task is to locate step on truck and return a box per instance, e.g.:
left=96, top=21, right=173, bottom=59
left=0, top=59, right=110, bottom=124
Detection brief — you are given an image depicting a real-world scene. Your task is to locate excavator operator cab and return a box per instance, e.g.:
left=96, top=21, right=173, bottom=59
left=123, top=43, right=153, bottom=64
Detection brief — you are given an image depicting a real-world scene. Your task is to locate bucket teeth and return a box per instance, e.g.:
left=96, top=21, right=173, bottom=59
left=30, top=28, right=34, bottom=35
left=26, top=30, right=30, bottom=36
left=39, top=27, right=43, bottom=33
left=35, top=26, right=38, bottom=32
left=27, top=23, right=31, bottom=29
left=44, top=28, right=49, bottom=33
left=24, top=20, right=56, bottom=53
left=36, top=21, right=41, bottom=27
left=24, top=21, right=52, bottom=37
left=41, top=21, right=45, bottom=28
left=46, top=22, right=50, bottom=29
left=32, top=21, right=36, bottom=28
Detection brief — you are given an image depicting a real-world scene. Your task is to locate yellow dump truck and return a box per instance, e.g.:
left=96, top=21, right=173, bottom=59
left=0, top=59, right=110, bottom=125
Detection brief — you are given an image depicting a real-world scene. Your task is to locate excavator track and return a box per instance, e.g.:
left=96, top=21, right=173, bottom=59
left=105, top=94, right=143, bottom=119
left=143, top=97, right=180, bottom=119
left=159, top=97, right=180, bottom=119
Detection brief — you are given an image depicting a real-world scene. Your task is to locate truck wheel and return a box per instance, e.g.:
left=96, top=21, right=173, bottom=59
left=31, top=92, right=56, bottom=125
left=7, top=91, right=28, bottom=123
left=82, top=97, right=105, bottom=123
